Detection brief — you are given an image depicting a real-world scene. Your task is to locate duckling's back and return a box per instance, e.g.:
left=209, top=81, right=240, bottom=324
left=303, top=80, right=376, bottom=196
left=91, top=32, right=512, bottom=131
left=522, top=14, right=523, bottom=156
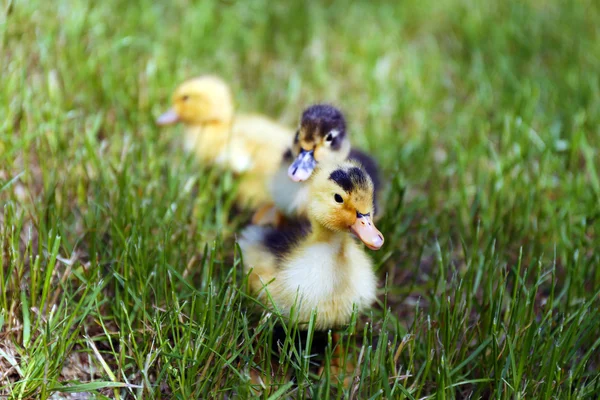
left=232, top=114, right=294, bottom=207
left=240, top=220, right=311, bottom=267
left=232, top=114, right=293, bottom=174
left=239, top=220, right=311, bottom=296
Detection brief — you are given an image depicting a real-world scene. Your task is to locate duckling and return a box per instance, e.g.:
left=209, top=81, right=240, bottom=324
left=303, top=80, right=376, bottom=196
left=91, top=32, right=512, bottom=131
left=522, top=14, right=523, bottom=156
left=240, top=161, right=384, bottom=330
left=156, top=75, right=294, bottom=208
left=255, top=104, right=381, bottom=224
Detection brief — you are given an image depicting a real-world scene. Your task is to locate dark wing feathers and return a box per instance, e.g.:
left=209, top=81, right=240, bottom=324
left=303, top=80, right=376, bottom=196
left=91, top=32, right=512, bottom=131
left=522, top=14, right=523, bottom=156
left=262, top=219, right=311, bottom=262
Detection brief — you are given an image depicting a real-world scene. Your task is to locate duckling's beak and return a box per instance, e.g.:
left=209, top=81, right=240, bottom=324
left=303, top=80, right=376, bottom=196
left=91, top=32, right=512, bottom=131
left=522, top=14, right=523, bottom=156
left=288, top=149, right=317, bottom=182
left=350, top=213, right=384, bottom=250
left=156, top=108, right=180, bottom=125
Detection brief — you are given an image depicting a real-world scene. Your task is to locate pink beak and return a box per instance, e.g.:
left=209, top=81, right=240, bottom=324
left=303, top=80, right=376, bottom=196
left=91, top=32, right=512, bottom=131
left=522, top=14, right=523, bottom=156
left=156, top=108, right=180, bottom=125
left=350, top=214, right=384, bottom=250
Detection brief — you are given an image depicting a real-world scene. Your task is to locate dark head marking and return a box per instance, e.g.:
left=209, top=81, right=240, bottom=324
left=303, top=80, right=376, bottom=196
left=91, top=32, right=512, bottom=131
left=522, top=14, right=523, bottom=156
left=348, top=149, right=380, bottom=215
left=348, top=149, right=380, bottom=192
left=329, top=133, right=342, bottom=150
left=328, top=167, right=370, bottom=193
left=347, top=167, right=369, bottom=190
left=329, top=169, right=354, bottom=192
left=300, top=104, right=346, bottom=144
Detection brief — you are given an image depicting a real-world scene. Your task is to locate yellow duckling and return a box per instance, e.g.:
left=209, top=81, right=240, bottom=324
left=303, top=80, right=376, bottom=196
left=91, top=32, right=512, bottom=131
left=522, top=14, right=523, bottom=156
left=157, top=75, right=294, bottom=208
left=254, top=104, right=381, bottom=225
left=240, top=161, right=384, bottom=330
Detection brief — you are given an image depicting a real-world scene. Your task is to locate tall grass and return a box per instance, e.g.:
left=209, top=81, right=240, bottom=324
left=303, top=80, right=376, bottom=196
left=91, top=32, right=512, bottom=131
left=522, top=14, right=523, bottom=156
left=1, top=0, right=599, bottom=397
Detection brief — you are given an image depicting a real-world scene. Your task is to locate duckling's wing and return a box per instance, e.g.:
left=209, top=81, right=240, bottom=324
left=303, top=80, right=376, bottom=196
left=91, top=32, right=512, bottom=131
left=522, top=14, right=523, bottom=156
left=239, top=226, right=279, bottom=289
left=261, top=219, right=311, bottom=261
left=239, top=221, right=310, bottom=296
left=233, top=114, right=293, bottom=146
left=231, top=114, right=294, bottom=174
left=216, top=141, right=254, bottom=173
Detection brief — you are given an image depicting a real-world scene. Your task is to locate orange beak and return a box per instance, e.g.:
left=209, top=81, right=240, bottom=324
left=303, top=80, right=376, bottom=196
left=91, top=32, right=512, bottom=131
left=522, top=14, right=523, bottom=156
left=349, top=214, right=384, bottom=250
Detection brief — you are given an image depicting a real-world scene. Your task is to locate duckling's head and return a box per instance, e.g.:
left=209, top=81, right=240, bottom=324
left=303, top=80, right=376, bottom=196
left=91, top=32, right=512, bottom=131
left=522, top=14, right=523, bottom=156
left=309, top=162, right=384, bottom=250
left=287, top=104, right=351, bottom=182
left=156, top=75, right=234, bottom=126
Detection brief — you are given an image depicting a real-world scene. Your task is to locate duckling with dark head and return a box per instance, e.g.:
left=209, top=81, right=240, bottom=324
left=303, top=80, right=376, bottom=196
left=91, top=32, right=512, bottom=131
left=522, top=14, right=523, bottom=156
left=287, top=104, right=350, bottom=181
left=263, top=104, right=382, bottom=223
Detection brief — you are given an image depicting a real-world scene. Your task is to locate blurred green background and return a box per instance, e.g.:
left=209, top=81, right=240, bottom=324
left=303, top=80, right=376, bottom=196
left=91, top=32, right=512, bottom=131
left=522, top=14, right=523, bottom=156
left=1, top=0, right=599, bottom=398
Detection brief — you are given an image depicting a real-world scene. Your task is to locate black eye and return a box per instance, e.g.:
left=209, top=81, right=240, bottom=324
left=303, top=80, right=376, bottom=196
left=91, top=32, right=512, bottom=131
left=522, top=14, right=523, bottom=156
left=334, top=194, right=343, bottom=203
left=182, top=95, right=189, bottom=101
left=325, top=133, right=333, bottom=142
left=294, top=131, right=299, bottom=143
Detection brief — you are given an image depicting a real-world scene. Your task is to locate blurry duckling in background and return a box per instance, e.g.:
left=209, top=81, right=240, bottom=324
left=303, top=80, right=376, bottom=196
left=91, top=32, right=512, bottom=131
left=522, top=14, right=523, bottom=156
left=253, top=104, right=381, bottom=225
left=240, top=161, right=384, bottom=330
left=157, top=75, right=294, bottom=208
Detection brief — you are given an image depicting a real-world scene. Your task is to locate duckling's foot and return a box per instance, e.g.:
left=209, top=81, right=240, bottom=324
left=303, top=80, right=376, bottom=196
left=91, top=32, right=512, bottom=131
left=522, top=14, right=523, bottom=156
left=252, top=203, right=285, bottom=226
left=317, top=333, right=355, bottom=387
left=318, top=357, right=355, bottom=388
left=249, top=366, right=268, bottom=394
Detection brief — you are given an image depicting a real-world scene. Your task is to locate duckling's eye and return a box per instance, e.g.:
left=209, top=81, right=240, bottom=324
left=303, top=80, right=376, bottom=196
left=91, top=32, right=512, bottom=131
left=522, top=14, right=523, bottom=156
left=334, top=194, right=343, bottom=203
left=325, top=133, right=333, bottom=142
left=181, top=95, right=189, bottom=101
left=294, top=131, right=299, bottom=143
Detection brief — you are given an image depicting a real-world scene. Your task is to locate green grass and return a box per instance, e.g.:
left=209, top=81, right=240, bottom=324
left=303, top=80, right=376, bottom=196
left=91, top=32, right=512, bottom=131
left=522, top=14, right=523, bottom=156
left=1, top=0, right=600, bottom=398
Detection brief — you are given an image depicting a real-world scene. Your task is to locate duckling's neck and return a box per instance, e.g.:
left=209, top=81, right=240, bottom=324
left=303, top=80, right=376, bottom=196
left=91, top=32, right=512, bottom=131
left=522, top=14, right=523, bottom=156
left=338, top=139, right=352, bottom=161
left=308, top=223, right=351, bottom=258
left=198, top=118, right=233, bottom=131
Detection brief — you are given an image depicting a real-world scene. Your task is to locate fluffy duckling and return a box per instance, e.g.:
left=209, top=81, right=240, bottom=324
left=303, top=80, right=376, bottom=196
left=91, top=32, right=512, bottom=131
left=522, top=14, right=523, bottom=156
left=157, top=75, right=294, bottom=208
left=240, top=161, right=384, bottom=330
left=264, top=104, right=381, bottom=222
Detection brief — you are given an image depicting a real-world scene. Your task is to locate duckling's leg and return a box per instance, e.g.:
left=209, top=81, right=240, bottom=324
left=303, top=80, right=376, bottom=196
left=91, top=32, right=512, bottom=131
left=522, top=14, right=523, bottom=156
left=318, top=333, right=355, bottom=387
left=249, top=347, right=270, bottom=394
left=251, top=203, right=286, bottom=227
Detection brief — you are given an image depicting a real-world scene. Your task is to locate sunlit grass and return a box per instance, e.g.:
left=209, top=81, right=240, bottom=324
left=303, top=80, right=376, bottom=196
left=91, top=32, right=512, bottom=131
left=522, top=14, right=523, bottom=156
left=1, top=0, right=600, bottom=398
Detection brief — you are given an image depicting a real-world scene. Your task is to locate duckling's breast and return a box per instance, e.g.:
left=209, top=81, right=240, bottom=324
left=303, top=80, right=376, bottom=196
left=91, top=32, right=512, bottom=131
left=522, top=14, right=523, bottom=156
left=270, top=163, right=310, bottom=217
left=273, top=242, right=377, bottom=329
